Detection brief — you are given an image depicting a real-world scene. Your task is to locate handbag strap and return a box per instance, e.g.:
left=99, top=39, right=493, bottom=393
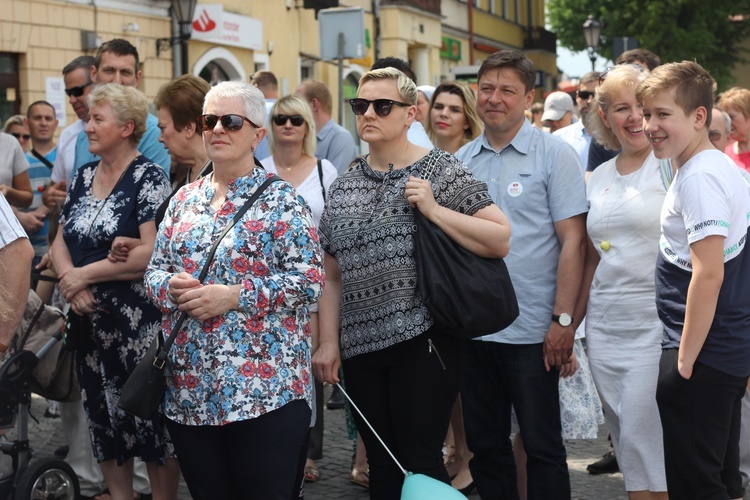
left=153, top=174, right=282, bottom=369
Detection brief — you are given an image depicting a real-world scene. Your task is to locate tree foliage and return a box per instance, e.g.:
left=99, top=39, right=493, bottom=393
left=547, top=0, right=750, bottom=89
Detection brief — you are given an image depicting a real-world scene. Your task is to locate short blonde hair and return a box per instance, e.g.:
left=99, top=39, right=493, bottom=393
left=635, top=61, right=716, bottom=128
left=358, top=67, right=418, bottom=105
left=588, top=65, right=648, bottom=151
left=267, top=95, right=317, bottom=157
left=3, top=115, right=25, bottom=134
left=425, top=81, right=483, bottom=147
left=718, top=87, right=750, bottom=120
left=88, top=83, right=148, bottom=145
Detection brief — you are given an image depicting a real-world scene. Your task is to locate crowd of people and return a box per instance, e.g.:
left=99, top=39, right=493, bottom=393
left=1, top=37, right=750, bottom=500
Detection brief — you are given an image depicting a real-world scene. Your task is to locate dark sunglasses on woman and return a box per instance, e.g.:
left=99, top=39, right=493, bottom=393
left=64, top=81, right=93, bottom=98
left=272, top=114, right=305, bottom=127
left=199, top=114, right=259, bottom=132
left=11, top=133, right=30, bottom=140
left=349, top=98, right=411, bottom=117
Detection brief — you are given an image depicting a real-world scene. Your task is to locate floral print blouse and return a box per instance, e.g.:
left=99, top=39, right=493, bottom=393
left=144, top=167, right=324, bottom=426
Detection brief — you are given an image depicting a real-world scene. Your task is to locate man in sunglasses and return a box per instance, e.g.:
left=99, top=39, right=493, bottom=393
left=553, top=71, right=599, bottom=173
left=72, top=39, right=170, bottom=179
left=43, top=56, right=95, bottom=210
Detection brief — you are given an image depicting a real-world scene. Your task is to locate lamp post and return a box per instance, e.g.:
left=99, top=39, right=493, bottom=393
left=582, top=15, right=602, bottom=72
left=156, top=0, right=197, bottom=75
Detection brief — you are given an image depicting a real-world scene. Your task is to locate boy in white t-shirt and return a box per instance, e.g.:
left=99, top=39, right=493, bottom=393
left=637, top=61, right=750, bottom=499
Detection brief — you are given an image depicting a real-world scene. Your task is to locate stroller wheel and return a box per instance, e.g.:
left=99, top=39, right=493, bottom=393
left=14, top=458, right=79, bottom=500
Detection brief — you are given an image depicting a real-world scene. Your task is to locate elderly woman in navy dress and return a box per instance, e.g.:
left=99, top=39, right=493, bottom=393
left=50, top=83, right=179, bottom=500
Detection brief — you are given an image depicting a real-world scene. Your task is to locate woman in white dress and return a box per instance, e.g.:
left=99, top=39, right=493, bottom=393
left=260, top=94, right=337, bottom=489
left=573, top=64, right=669, bottom=500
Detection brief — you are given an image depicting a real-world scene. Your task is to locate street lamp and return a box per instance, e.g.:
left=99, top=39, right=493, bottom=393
left=582, top=15, right=602, bottom=72
left=156, top=0, right=198, bottom=75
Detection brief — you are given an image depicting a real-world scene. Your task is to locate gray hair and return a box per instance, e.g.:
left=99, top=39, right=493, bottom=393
left=88, top=83, right=148, bottom=145
left=720, top=109, right=732, bottom=134
left=204, top=81, right=266, bottom=127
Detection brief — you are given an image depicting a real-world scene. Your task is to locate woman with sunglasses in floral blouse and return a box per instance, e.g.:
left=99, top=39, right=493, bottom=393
left=144, top=81, right=324, bottom=499
left=313, top=67, right=511, bottom=499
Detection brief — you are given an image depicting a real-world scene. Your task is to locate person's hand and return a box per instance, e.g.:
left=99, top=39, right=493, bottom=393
left=176, top=283, right=239, bottom=321
left=43, top=181, right=66, bottom=209
left=543, top=322, right=574, bottom=370
left=0, top=185, right=8, bottom=197
left=678, top=358, right=693, bottom=380
left=36, top=252, right=53, bottom=273
left=108, top=236, right=141, bottom=263
left=70, top=288, right=97, bottom=316
left=168, top=272, right=201, bottom=302
left=558, top=350, right=579, bottom=378
left=59, top=267, right=90, bottom=302
left=405, top=176, right=439, bottom=217
left=312, top=341, right=341, bottom=384
left=15, top=210, right=44, bottom=233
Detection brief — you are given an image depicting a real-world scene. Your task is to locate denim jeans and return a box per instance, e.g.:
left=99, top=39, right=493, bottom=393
left=462, top=341, right=570, bottom=500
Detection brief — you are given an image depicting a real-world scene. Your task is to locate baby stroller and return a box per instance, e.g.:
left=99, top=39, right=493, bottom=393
left=0, top=290, right=80, bottom=499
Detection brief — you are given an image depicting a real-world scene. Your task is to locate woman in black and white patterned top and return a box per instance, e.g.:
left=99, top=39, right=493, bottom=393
left=313, top=67, right=511, bottom=499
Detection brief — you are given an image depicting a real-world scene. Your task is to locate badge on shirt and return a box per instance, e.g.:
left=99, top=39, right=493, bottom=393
left=507, top=182, right=523, bottom=197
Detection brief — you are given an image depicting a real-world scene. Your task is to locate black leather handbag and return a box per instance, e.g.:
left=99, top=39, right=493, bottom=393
left=118, top=175, right=281, bottom=419
left=413, top=157, right=518, bottom=340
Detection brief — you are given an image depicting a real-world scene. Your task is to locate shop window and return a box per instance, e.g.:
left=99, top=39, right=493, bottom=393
left=0, top=53, right=20, bottom=125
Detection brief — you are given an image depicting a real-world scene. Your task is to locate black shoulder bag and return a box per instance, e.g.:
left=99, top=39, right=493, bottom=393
left=118, top=175, right=281, bottom=419
left=412, top=155, right=519, bottom=339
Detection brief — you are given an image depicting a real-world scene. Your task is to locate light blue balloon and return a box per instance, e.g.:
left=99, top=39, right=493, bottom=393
left=400, top=472, right=468, bottom=500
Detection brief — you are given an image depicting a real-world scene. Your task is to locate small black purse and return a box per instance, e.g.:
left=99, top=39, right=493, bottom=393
left=413, top=156, right=519, bottom=340
left=118, top=175, right=281, bottom=419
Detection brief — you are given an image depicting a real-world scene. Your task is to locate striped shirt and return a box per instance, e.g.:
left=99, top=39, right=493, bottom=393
left=0, top=193, right=28, bottom=248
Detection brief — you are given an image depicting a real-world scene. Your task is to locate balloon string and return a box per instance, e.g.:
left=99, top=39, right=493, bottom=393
left=335, top=382, right=407, bottom=477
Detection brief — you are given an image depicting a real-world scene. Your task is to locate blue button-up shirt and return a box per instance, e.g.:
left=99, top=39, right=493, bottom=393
left=456, top=119, right=587, bottom=344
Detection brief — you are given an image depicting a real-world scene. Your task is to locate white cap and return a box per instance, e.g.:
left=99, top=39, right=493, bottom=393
left=542, top=91, right=575, bottom=122
left=417, top=85, right=436, bottom=102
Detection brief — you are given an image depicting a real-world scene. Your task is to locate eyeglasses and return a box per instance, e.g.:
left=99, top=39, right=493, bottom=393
left=349, top=98, right=411, bottom=117
left=272, top=114, right=305, bottom=127
left=599, top=63, right=646, bottom=84
left=10, top=133, right=30, bottom=141
left=199, top=114, right=259, bottom=132
left=64, top=81, right=93, bottom=98
left=577, top=90, right=595, bottom=101
left=709, top=130, right=723, bottom=141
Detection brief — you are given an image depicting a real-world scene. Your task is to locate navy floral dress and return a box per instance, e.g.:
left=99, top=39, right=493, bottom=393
left=61, top=156, right=173, bottom=465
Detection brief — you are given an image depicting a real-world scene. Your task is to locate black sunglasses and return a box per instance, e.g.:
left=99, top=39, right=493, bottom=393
left=272, top=114, right=305, bottom=127
left=65, top=81, right=93, bottom=98
left=349, top=98, right=411, bottom=117
left=10, top=133, right=30, bottom=140
left=199, top=114, right=259, bottom=132
left=577, top=90, right=595, bottom=100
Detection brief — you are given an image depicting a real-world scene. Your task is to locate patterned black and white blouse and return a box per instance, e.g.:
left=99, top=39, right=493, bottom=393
left=319, top=148, right=493, bottom=360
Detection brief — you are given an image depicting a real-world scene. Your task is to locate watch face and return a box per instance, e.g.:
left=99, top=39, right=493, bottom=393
left=558, top=313, right=572, bottom=327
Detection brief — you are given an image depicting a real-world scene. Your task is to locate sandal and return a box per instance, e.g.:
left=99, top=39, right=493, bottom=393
left=304, top=464, right=321, bottom=483
left=442, top=443, right=456, bottom=468
left=349, top=467, right=369, bottom=488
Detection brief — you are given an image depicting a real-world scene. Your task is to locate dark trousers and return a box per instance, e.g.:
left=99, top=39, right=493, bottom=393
left=656, top=349, right=747, bottom=500
left=342, top=330, right=463, bottom=500
left=165, top=400, right=310, bottom=500
left=307, top=379, right=324, bottom=460
left=462, top=341, right=570, bottom=500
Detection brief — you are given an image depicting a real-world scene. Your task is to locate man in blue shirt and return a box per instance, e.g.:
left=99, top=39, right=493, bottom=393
left=296, top=79, right=358, bottom=174
left=17, top=101, right=57, bottom=270
left=73, top=39, right=170, bottom=178
left=455, top=50, right=587, bottom=499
